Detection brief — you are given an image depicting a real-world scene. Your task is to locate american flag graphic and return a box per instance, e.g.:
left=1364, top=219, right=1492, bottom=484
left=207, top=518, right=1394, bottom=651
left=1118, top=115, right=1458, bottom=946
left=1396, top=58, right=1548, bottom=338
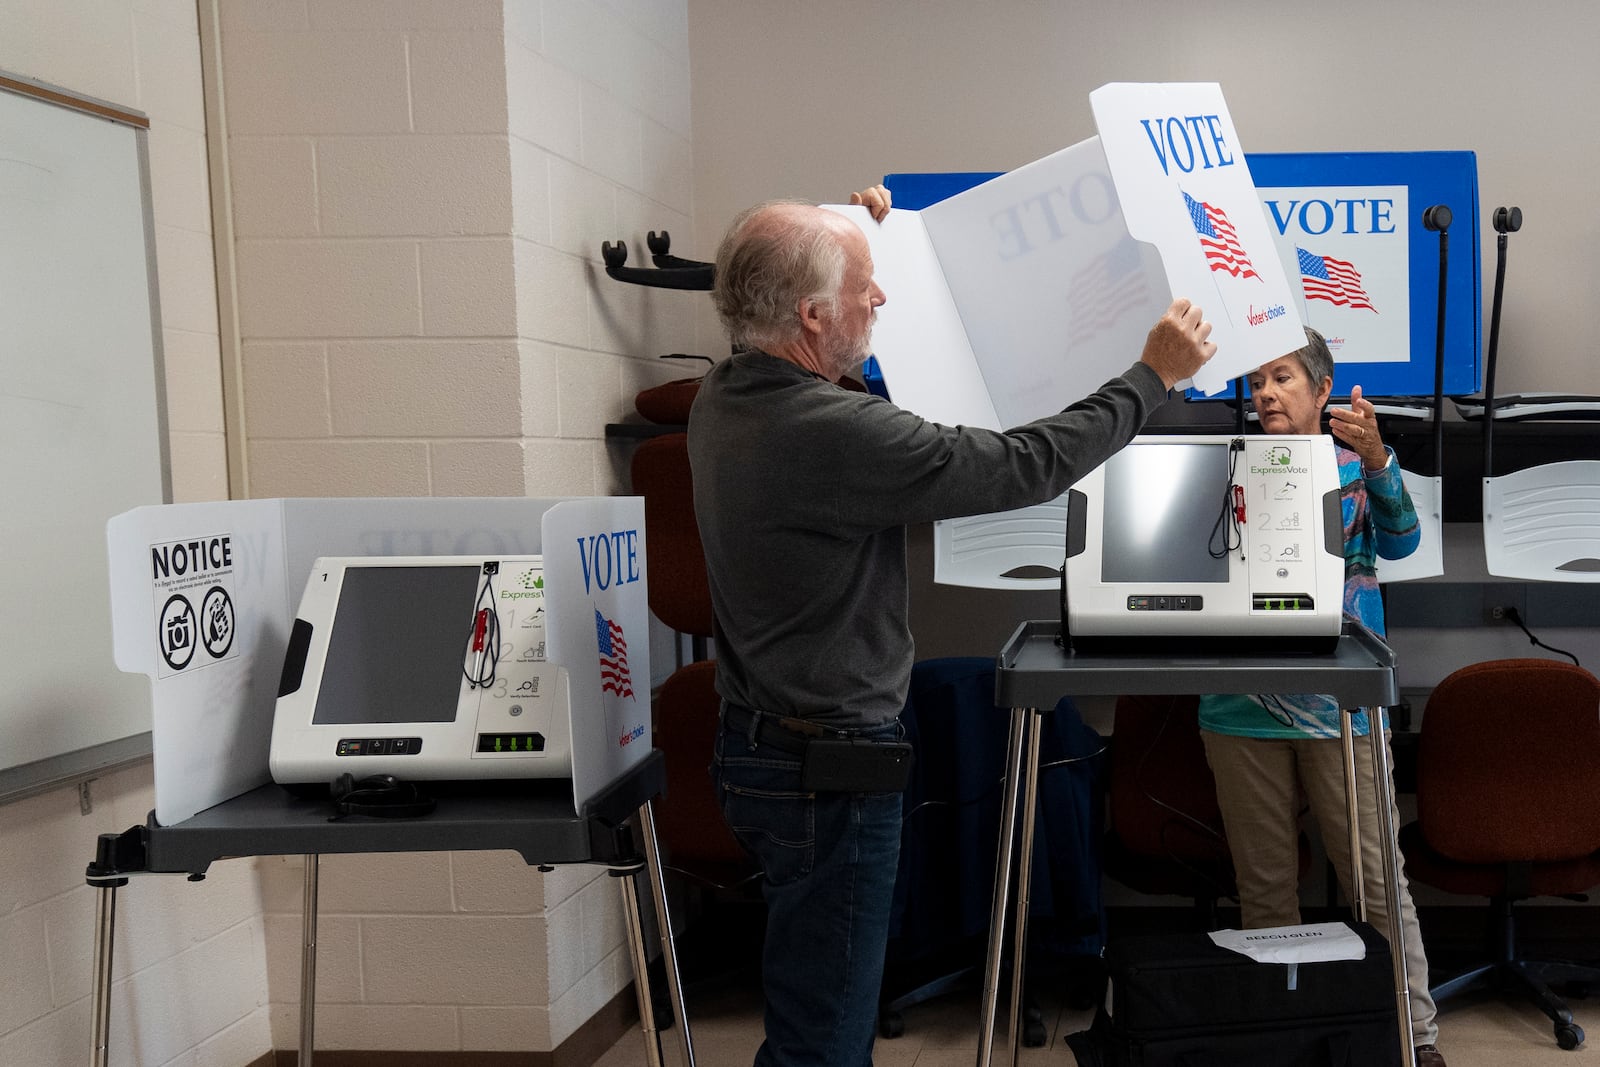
left=1066, top=237, right=1149, bottom=348
left=1297, top=247, right=1377, bottom=312
left=595, top=609, right=634, bottom=699
left=1182, top=191, right=1259, bottom=280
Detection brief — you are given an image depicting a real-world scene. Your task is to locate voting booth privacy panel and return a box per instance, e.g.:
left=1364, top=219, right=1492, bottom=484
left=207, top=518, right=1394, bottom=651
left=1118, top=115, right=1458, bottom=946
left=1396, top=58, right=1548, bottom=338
left=865, top=83, right=1472, bottom=590
left=107, top=497, right=650, bottom=826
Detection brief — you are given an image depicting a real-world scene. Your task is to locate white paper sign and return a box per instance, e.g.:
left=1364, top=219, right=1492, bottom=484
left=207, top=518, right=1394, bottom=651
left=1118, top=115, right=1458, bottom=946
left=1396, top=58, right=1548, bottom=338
left=1259, top=184, right=1411, bottom=365
left=1209, top=921, right=1367, bottom=965
left=1091, top=82, right=1306, bottom=393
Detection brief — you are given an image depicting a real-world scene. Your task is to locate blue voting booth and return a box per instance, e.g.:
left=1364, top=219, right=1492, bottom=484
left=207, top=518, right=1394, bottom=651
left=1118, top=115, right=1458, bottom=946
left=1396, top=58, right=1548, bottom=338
left=883, top=151, right=1482, bottom=400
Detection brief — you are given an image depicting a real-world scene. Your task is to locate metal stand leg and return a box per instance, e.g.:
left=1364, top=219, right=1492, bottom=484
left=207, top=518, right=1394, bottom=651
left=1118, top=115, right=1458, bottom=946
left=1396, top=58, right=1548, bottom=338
left=300, top=854, right=319, bottom=1067
left=1341, top=719, right=1415, bottom=1067
left=636, top=800, right=695, bottom=1067
left=1340, top=714, right=1367, bottom=923
left=977, top=706, right=1030, bottom=1067
left=1368, top=726, right=1415, bottom=1067
left=90, top=883, right=118, bottom=1067
left=618, top=868, right=665, bottom=1067
left=1005, top=709, right=1045, bottom=1066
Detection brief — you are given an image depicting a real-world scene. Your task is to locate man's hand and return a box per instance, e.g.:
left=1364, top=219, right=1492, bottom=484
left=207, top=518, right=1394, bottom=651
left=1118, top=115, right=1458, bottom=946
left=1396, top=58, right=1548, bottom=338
left=849, top=184, right=892, bottom=222
left=1139, top=298, right=1217, bottom=389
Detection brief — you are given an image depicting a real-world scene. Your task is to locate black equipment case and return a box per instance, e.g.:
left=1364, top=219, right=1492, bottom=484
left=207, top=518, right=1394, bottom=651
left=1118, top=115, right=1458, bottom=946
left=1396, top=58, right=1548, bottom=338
left=1066, top=921, right=1402, bottom=1067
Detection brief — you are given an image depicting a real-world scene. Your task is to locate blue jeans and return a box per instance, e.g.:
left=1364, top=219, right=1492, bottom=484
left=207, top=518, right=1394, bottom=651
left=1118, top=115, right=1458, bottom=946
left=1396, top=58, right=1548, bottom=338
left=713, top=712, right=905, bottom=1067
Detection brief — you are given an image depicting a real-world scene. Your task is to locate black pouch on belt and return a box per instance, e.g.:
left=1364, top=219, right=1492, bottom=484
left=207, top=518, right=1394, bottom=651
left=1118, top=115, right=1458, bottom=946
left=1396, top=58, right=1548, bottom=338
left=799, top=737, right=914, bottom=792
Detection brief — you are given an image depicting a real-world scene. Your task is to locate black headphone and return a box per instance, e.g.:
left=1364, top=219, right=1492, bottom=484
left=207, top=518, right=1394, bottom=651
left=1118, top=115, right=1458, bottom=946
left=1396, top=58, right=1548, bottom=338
left=329, top=772, right=436, bottom=819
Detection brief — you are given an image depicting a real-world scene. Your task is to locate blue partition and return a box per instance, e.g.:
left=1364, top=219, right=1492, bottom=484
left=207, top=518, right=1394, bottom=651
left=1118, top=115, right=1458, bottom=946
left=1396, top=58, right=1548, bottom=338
left=886, top=150, right=1481, bottom=401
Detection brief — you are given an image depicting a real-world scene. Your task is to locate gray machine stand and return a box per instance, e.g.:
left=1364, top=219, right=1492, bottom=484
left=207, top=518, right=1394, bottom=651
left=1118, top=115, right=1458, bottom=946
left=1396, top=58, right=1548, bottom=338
left=85, top=757, right=693, bottom=1067
left=979, top=622, right=1414, bottom=1067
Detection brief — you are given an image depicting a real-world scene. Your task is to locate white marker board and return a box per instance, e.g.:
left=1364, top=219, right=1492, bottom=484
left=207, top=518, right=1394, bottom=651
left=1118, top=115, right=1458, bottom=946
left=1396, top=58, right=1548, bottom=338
left=0, top=73, right=169, bottom=803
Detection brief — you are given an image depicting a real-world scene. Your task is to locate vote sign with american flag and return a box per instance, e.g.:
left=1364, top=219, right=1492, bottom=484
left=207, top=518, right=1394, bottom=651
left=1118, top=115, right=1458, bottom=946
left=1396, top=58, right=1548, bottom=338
left=1257, top=181, right=1410, bottom=365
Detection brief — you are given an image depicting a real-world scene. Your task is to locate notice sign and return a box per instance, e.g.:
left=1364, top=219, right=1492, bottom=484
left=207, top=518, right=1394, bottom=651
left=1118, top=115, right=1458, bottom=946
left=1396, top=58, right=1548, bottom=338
left=149, top=533, right=238, bottom=678
left=1091, top=82, right=1306, bottom=393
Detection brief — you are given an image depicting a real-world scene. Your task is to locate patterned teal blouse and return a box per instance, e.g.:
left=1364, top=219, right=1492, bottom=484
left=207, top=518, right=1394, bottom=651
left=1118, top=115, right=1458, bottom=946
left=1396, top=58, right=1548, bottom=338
left=1198, top=444, right=1420, bottom=739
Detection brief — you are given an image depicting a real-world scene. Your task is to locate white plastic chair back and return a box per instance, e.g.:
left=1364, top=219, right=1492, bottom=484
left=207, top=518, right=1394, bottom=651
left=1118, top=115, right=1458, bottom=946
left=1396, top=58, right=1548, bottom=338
left=932, top=493, right=1069, bottom=589
left=1374, top=470, right=1444, bottom=582
left=1482, top=460, right=1600, bottom=580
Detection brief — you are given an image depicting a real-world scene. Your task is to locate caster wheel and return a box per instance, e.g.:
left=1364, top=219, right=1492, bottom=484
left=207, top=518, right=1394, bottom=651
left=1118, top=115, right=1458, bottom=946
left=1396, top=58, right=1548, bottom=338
left=878, top=1010, right=904, bottom=1039
left=1556, top=1022, right=1584, bottom=1050
left=1022, top=1017, right=1048, bottom=1047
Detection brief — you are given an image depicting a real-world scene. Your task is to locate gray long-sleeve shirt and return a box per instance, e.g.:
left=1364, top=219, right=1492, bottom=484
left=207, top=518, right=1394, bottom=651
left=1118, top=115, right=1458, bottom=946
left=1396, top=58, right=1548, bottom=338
left=688, top=350, right=1170, bottom=729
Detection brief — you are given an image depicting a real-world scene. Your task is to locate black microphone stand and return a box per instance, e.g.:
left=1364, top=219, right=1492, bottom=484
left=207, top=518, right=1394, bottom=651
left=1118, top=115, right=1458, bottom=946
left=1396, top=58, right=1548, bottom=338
left=1481, top=206, right=1524, bottom=482
left=1421, top=205, right=1452, bottom=490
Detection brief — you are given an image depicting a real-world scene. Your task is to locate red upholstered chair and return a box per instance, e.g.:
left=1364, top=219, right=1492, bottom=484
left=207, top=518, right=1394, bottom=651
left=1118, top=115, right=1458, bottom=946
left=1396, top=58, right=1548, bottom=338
left=650, top=659, right=753, bottom=886
left=630, top=433, right=713, bottom=644
left=633, top=377, right=701, bottom=426
left=1103, top=694, right=1310, bottom=928
left=1103, top=694, right=1238, bottom=926
left=628, top=433, right=753, bottom=889
left=1399, top=658, right=1600, bottom=1051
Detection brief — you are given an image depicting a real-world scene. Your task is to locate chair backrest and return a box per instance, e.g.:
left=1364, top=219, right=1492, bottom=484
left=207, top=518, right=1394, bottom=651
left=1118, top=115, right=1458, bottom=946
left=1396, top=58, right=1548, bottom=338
left=1373, top=470, right=1444, bottom=582
left=1107, top=694, right=1231, bottom=869
left=1483, top=462, right=1600, bottom=580
left=651, top=659, right=755, bottom=884
left=629, top=432, right=714, bottom=638
left=1418, top=657, right=1600, bottom=864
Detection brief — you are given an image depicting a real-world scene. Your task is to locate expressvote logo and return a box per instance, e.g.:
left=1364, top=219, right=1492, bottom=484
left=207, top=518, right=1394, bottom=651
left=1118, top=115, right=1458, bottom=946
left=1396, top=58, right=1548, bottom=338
left=1251, top=447, right=1307, bottom=476
left=499, top=567, right=545, bottom=600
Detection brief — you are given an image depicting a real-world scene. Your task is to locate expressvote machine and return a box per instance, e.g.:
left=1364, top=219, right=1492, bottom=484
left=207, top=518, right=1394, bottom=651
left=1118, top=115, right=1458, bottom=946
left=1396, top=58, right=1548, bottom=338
left=270, top=554, right=571, bottom=785
left=1063, top=434, right=1345, bottom=652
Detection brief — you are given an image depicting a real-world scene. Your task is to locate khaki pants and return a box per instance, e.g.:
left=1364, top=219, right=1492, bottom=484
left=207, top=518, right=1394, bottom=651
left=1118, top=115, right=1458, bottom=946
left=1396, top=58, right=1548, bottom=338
left=1201, top=729, right=1438, bottom=1047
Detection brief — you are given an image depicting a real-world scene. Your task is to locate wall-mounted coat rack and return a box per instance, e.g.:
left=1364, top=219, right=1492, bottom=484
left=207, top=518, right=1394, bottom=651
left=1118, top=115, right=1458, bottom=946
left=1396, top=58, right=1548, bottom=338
left=601, top=230, right=714, bottom=291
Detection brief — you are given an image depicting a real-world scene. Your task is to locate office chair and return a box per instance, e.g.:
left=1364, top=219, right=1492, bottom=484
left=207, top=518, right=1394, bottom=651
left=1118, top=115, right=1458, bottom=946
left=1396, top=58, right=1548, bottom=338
left=1103, top=694, right=1238, bottom=927
left=630, top=432, right=714, bottom=645
left=629, top=431, right=761, bottom=1023
left=650, top=658, right=752, bottom=886
left=1398, top=658, right=1600, bottom=1050
left=628, top=431, right=751, bottom=882
left=1103, top=694, right=1313, bottom=930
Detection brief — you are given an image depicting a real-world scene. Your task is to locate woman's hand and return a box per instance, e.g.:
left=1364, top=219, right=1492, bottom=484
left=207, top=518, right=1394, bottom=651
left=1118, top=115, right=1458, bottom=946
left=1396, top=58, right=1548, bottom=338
left=1328, top=384, right=1389, bottom=471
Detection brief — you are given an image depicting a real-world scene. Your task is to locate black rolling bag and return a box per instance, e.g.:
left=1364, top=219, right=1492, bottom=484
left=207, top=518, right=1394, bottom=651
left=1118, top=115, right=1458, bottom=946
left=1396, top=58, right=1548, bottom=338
left=1066, top=921, right=1402, bottom=1067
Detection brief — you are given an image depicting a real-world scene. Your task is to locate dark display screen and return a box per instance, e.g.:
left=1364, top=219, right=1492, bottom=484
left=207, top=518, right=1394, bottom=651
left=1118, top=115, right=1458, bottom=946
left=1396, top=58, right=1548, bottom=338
left=1101, top=442, right=1231, bottom=584
left=312, top=565, right=479, bottom=726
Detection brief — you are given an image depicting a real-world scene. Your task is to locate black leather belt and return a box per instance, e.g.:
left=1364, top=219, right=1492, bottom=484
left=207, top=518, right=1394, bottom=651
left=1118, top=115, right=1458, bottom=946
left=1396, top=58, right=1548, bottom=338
left=722, top=702, right=841, bottom=754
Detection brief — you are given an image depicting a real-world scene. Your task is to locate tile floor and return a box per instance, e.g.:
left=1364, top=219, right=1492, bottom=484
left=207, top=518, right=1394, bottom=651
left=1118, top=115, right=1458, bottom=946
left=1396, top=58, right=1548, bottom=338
left=595, top=973, right=1600, bottom=1066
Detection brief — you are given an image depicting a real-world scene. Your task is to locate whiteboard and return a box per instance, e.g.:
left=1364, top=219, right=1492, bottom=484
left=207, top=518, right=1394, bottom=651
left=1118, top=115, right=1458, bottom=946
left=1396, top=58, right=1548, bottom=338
left=0, top=74, right=169, bottom=803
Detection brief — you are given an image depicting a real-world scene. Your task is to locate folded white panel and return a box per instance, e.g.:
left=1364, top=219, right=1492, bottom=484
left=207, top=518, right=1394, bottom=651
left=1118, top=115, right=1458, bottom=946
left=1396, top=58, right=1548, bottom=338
left=933, top=495, right=1070, bottom=590
left=1373, top=471, right=1444, bottom=582
left=1483, top=462, right=1600, bottom=581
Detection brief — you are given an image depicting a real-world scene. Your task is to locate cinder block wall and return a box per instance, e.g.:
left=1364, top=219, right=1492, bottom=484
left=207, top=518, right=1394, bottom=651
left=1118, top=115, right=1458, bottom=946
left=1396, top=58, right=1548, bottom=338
left=229, top=0, right=697, bottom=500
left=0, top=0, right=696, bottom=1062
left=218, top=0, right=696, bottom=1054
